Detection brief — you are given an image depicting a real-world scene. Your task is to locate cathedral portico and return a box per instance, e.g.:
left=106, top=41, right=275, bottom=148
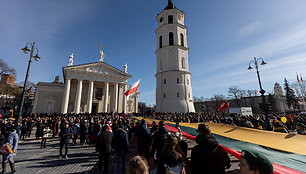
left=33, top=51, right=136, bottom=114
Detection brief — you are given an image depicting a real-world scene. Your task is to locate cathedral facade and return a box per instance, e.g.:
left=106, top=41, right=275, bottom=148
left=32, top=52, right=138, bottom=114
left=155, top=0, right=195, bottom=113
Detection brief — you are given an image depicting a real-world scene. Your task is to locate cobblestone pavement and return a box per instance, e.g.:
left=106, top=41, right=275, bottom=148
left=12, top=136, right=98, bottom=174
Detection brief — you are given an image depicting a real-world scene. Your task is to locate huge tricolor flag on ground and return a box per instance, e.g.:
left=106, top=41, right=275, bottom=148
left=124, top=80, right=140, bottom=100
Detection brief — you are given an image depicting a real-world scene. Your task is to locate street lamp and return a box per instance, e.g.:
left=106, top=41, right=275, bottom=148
left=248, top=57, right=267, bottom=113
left=17, top=42, right=40, bottom=123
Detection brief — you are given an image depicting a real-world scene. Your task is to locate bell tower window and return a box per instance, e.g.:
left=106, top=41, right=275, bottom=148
left=181, top=58, right=185, bottom=69
left=180, top=33, right=184, bottom=47
left=159, top=36, right=163, bottom=49
left=169, top=32, right=174, bottom=46
left=168, top=15, right=173, bottom=24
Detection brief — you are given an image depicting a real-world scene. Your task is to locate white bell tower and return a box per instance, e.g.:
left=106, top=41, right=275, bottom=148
left=155, top=0, right=195, bottom=113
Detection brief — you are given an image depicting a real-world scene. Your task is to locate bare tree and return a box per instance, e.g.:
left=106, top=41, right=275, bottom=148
left=0, top=84, right=21, bottom=115
left=0, top=59, right=16, bottom=75
left=138, top=102, right=147, bottom=113
left=228, top=86, right=242, bottom=107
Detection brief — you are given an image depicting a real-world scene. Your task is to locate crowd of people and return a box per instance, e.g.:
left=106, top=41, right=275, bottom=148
left=142, top=112, right=306, bottom=135
left=0, top=111, right=297, bottom=174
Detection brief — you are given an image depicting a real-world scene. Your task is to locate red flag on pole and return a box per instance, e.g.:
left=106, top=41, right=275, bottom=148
left=217, top=102, right=229, bottom=112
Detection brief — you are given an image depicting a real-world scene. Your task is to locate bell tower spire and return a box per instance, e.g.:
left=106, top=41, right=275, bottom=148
left=165, top=0, right=175, bottom=9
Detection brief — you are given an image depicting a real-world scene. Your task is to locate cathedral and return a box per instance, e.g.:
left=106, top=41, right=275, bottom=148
left=155, top=0, right=195, bottom=113
left=32, top=50, right=138, bottom=114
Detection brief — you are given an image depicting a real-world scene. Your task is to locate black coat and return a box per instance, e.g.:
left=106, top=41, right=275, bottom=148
left=97, top=131, right=113, bottom=154
left=150, top=126, right=168, bottom=159
left=60, top=127, right=73, bottom=140
left=137, top=124, right=152, bottom=151
left=112, top=128, right=129, bottom=154
left=191, top=134, right=230, bottom=174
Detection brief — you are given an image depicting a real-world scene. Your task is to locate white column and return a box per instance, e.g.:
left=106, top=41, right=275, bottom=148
left=87, top=80, right=94, bottom=113
left=103, top=82, right=109, bottom=112
left=123, top=83, right=127, bottom=113
left=135, top=94, right=138, bottom=113
left=74, top=79, right=83, bottom=114
left=62, top=78, right=71, bottom=113
left=32, top=90, right=39, bottom=113
left=113, top=83, right=118, bottom=112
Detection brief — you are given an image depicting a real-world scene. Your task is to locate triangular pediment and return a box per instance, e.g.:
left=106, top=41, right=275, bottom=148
left=63, top=62, right=131, bottom=78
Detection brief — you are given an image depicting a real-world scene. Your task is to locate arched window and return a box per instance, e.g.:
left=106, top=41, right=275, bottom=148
left=187, top=79, right=189, bottom=85
left=169, top=32, right=174, bottom=46
left=181, top=58, right=185, bottom=69
left=164, top=79, right=166, bottom=84
left=180, top=33, right=184, bottom=46
left=164, top=93, right=166, bottom=98
left=177, top=92, right=179, bottom=97
left=160, top=59, right=162, bottom=70
left=159, top=36, right=162, bottom=49
left=177, top=78, right=179, bottom=84
left=168, top=15, right=173, bottom=24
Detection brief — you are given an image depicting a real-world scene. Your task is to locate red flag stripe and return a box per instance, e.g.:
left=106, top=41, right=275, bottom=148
left=124, top=84, right=139, bottom=96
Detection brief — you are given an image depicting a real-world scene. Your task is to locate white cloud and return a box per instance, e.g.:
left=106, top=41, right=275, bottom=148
left=238, top=21, right=262, bottom=37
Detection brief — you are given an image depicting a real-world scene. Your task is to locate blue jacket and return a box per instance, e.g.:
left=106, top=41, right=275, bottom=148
left=5, top=130, right=18, bottom=158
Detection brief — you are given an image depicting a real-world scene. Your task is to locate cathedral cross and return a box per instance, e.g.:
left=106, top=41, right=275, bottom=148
left=98, top=43, right=104, bottom=51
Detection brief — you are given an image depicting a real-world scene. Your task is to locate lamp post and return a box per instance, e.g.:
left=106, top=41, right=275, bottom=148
left=248, top=57, right=267, bottom=114
left=17, top=42, right=40, bottom=124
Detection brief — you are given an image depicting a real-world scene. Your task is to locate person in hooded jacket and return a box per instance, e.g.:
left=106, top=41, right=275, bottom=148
left=2, top=126, right=18, bottom=174
left=191, top=123, right=230, bottom=174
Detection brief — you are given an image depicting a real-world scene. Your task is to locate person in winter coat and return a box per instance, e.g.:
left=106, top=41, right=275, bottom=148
left=112, top=123, right=129, bottom=174
left=150, top=121, right=169, bottom=162
left=136, top=119, right=152, bottom=161
left=2, top=126, right=18, bottom=174
left=59, top=123, right=73, bottom=159
left=26, top=119, right=34, bottom=138
left=20, top=120, right=27, bottom=140
left=97, top=124, right=113, bottom=172
left=41, top=125, right=51, bottom=148
left=80, top=121, right=89, bottom=145
left=191, top=123, right=230, bottom=174
left=157, top=135, right=185, bottom=174
left=72, top=122, right=80, bottom=144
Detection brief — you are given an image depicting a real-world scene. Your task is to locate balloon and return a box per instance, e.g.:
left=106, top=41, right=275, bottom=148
left=281, top=117, right=287, bottom=123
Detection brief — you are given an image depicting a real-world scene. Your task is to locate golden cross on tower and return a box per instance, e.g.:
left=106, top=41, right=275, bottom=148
left=98, top=43, right=104, bottom=51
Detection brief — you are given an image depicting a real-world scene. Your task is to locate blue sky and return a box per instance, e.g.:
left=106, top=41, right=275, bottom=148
left=1, top=0, right=306, bottom=105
